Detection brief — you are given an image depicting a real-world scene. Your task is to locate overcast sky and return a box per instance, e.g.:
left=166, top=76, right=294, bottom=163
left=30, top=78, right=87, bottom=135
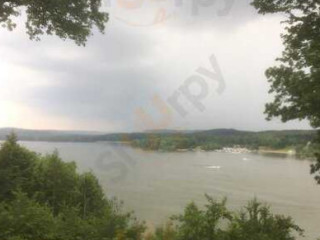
left=0, top=0, right=311, bottom=132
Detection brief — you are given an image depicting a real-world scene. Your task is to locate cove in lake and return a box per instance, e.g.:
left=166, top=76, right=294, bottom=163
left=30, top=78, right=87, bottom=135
left=20, top=141, right=320, bottom=240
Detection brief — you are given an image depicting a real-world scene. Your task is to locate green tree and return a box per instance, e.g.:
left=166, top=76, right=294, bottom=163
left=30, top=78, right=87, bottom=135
left=0, top=0, right=108, bottom=45
left=147, top=196, right=303, bottom=240
left=0, top=191, right=55, bottom=240
left=171, top=196, right=232, bottom=240
left=33, top=151, right=79, bottom=215
left=0, top=135, right=146, bottom=240
left=227, top=199, right=304, bottom=240
left=93, top=198, right=146, bottom=240
left=55, top=206, right=96, bottom=240
left=145, top=222, right=177, bottom=240
left=78, top=171, right=106, bottom=218
left=251, top=0, right=320, bottom=183
left=0, top=132, right=37, bottom=201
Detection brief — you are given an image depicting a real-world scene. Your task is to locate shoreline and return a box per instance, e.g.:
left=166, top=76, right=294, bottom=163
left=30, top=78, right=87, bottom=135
left=6, top=140, right=315, bottom=161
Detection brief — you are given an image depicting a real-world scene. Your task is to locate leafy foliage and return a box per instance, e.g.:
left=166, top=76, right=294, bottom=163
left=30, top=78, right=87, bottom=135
left=0, top=0, right=108, bottom=45
left=171, top=196, right=231, bottom=240
left=33, top=152, right=79, bottom=215
left=147, top=197, right=303, bottom=240
left=0, top=133, right=37, bottom=201
left=251, top=0, right=320, bottom=183
left=310, top=132, right=320, bottom=184
left=0, top=133, right=145, bottom=240
left=228, top=199, right=304, bottom=240
left=0, top=191, right=55, bottom=240
left=131, top=130, right=316, bottom=155
left=145, top=222, right=177, bottom=240
left=251, top=0, right=320, bottom=127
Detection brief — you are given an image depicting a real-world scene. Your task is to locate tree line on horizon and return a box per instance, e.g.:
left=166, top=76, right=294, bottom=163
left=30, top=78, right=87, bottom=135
left=0, top=129, right=318, bottom=160
left=130, top=130, right=318, bottom=157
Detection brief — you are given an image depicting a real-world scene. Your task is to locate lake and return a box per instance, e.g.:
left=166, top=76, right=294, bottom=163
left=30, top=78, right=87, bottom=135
left=20, top=141, right=320, bottom=240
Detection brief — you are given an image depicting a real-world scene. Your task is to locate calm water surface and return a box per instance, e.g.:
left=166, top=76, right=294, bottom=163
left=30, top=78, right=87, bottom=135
left=20, top=141, right=320, bottom=240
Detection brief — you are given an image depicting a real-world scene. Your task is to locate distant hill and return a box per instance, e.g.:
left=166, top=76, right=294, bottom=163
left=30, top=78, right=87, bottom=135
left=192, top=128, right=251, bottom=136
left=128, top=129, right=318, bottom=155
left=145, top=129, right=198, bottom=134
left=0, top=128, right=316, bottom=144
left=0, top=128, right=104, bottom=142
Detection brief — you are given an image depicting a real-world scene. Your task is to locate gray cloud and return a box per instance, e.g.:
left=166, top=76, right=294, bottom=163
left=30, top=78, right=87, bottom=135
left=0, top=1, right=311, bottom=131
left=104, top=0, right=261, bottom=30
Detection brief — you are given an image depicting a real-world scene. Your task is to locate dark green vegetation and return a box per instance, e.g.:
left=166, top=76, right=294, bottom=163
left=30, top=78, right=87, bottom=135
left=146, top=196, right=303, bottom=240
left=0, top=0, right=108, bottom=45
left=0, top=134, right=305, bottom=240
left=130, top=130, right=317, bottom=157
left=0, top=128, right=104, bottom=142
left=0, top=128, right=317, bottom=159
left=251, top=0, right=320, bottom=183
left=0, top=133, right=145, bottom=240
